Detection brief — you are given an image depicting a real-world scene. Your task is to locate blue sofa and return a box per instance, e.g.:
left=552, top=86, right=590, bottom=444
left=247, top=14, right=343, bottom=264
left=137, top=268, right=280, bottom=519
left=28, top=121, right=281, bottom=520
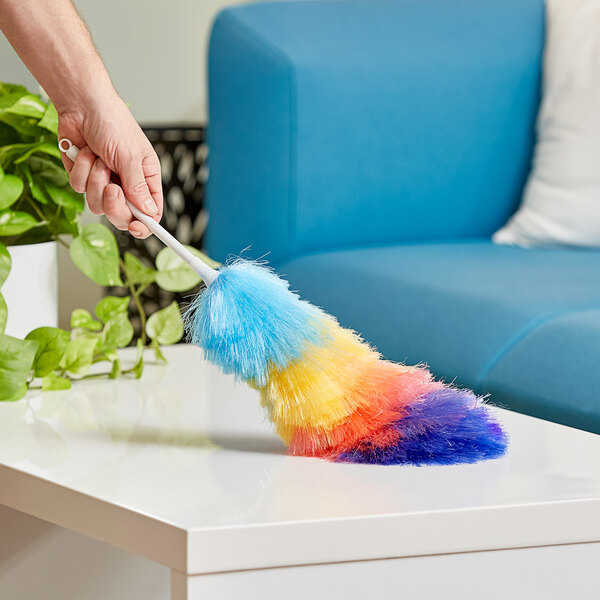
left=206, top=0, right=600, bottom=435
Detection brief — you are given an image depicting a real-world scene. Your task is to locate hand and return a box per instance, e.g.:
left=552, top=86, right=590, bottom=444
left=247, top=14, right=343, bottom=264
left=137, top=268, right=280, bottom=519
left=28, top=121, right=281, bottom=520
left=58, top=91, right=163, bottom=239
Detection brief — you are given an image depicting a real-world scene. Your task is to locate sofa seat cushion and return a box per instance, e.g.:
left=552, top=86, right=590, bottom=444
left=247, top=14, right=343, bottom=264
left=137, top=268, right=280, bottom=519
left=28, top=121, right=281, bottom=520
left=481, top=310, right=600, bottom=434
left=277, top=241, right=600, bottom=395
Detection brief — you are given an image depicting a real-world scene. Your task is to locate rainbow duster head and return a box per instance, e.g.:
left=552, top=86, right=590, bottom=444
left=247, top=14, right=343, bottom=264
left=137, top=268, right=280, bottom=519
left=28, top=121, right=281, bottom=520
left=185, top=260, right=508, bottom=465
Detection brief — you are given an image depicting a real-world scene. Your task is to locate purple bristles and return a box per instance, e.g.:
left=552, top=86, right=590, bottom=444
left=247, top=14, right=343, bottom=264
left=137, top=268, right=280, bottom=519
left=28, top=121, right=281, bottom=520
left=337, top=388, right=508, bottom=466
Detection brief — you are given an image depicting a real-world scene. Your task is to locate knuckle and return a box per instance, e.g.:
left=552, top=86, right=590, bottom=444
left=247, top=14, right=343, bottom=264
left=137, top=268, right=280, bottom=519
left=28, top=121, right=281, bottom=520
left=85, top=178, right=102, bottom=196
left=142, top=153, right=161, bottom=173
left=103, top=182, right=119, bottom=199
left=118, top=146, right=140, bottom=166
left=69, top=174, right=84, bottom=193
left=105, top=211, right=128, bottom=231
left=89, top=162, right=107, bottom=183
left=110, top=221, right=128, bottom=231
left=127, top=180, right=149, bottom=198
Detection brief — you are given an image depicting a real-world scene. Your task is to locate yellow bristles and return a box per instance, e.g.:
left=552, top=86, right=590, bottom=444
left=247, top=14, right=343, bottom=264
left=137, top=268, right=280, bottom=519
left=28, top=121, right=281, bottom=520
left=259, top=320, right=382, bottom=439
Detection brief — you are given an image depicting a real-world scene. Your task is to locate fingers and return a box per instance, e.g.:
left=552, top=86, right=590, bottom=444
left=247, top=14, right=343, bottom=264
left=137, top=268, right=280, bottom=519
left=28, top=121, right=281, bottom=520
left=142, top=153, right=164, bottom=217
left=61, top=153, right=73, bottom=173
left=102, top=183, right=134, bottom=231
left=128, top=219, right=152, bottom=239
left=68, top=146, right=96, bottom=193
left=103, top=185, right=153, bottom=237
left=85, top=158, right=111, bottom=215
left=102, top=183, right=151, bottom=237
left=119, top=155, right=159, bottom=217
left=69, top=151, right=156, bottom=237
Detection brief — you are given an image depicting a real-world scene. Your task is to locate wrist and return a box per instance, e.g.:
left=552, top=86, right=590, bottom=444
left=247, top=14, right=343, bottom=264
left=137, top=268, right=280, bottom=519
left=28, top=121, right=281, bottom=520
left=53, top=63, right=118, bottom=116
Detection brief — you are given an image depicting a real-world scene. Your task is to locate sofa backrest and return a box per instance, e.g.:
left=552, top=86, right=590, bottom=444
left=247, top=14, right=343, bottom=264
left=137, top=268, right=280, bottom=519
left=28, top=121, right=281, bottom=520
left=207, top=0, right=545, bottom=264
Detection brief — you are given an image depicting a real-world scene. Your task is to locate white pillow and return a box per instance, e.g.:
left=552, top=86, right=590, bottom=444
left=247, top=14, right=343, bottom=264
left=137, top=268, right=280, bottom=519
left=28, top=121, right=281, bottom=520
left=493, top=0, right=600, bottom=248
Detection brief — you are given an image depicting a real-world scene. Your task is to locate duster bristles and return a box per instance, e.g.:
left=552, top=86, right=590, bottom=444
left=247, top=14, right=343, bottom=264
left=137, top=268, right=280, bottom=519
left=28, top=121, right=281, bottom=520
left=185, top=260, right=508, bottom=466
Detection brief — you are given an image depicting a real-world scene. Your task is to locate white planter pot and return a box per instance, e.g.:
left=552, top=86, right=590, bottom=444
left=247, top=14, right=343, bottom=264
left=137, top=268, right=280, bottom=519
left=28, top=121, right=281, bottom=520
left=2, top=241, right=58, bottom=339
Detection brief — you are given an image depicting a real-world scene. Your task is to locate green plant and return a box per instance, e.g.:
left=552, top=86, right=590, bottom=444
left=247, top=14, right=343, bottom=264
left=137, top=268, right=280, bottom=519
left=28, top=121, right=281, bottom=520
left=0, top=81, right=218, bottom=400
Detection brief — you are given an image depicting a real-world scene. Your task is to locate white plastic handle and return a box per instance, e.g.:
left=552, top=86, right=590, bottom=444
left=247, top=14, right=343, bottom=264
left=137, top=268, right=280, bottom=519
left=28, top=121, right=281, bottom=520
left=59, top=138, right=218, bottom=285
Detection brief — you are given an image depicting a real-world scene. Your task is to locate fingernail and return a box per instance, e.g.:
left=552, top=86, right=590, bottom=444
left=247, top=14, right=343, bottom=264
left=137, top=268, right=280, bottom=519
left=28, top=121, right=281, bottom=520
left=131, top=230, right=143, bottom=237
left=144, top=200, right=158, bottom=215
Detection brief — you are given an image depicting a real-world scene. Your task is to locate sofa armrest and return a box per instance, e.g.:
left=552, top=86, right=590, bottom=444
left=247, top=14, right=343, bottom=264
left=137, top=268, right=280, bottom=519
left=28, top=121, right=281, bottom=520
left=207, top=0, right=544, bottom=264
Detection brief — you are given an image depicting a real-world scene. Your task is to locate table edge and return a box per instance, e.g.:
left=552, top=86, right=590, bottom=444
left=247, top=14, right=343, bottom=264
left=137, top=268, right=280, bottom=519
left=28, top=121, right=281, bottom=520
left=2, top=463, right=599, bottom=575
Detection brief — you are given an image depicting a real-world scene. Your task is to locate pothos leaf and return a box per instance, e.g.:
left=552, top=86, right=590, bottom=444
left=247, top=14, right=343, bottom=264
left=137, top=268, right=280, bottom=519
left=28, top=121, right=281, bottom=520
left=146, top=301, right=184, bottom=345
left=0, top=112, right=46, bottom=138
left=0, top=333, right=38, bottom=401
left=60, top=337, right=98, bottom=378
left=132, top=338, right=144, bottom=379
left=155, top=246, right=219, bottom=292
left=101, top=312, right=134, bottom=351
left=109, top=358, right=121, bottom=379
left=0, top=83, right=28, bottom=97
left=69, top=223, right=123, bottom=286
left=28, top=155, right=69, bottom=187
left=95, top=295, right=130, bottom=324
left=0, top=122, right=19, bottom=147
left=51, top=206, right=80, bottom=237
left=0, top=292, right=6, bottom=335
left=37, top=102, right=58, bottom=134
left=151, top=339, right=167, bottom=364
left=123, top=251, right=156, bottom=286
left=25, top=326, right=70, bottom=377
left=70, top=308, right=102, bottom=331
left=0, top=93, right=46, bottom=119
left=0, top=169, right=24, bottom=210
left=0, top=241, right=11, bottom=286
left=44, top=182, right=85, bottom=212
left=21, top=164, right=48, bottom=204
left=41, top=374, right=71, bottom=391
left=0, top=210, right=38, bottom=236
left=13, top=142, right=62, bottom=164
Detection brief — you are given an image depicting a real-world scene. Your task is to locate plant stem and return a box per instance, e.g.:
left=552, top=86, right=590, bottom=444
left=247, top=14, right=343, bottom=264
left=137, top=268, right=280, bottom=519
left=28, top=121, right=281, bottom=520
left=25, top=196, right=69, bottom=250
left=120, top=258, right=147, bottom=344
left=25, top=195, right=46, bottom=222
left=133, top=289, right=147, bottom=345
left=23, top=189, right=74, bottom=252
left=52, top=235, right=70, bottom=249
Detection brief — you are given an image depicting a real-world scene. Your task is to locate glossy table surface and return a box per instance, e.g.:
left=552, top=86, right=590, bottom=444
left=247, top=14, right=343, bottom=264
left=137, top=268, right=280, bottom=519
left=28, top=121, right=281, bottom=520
left=0, top=345, right=599, bottom=575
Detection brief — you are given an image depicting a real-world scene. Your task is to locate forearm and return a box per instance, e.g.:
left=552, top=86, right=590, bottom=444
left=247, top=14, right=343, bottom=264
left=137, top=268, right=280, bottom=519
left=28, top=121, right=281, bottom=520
left=0, top=0, right=162, bottom=231
left=0, top=0, right=116, bottom=112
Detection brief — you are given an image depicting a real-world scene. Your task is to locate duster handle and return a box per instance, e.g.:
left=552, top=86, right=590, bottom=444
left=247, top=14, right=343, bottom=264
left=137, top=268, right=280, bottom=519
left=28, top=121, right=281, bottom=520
left=58, top=138, right=217, bottom=286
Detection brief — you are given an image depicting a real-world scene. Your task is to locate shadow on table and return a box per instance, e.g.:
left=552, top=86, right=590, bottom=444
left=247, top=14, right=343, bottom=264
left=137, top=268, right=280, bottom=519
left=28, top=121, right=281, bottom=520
left=104, top=424, right=286, bottom=456
left=210, top=432, right=286, bottom=455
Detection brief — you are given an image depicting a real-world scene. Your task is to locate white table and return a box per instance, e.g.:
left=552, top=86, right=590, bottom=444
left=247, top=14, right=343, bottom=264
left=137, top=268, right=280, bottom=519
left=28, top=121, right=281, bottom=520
left=0, top=345, right=599, bottom=599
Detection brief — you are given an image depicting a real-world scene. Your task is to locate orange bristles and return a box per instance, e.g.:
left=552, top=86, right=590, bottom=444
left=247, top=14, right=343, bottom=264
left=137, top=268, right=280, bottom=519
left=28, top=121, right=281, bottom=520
left=287, top=361, right=443, bottom=458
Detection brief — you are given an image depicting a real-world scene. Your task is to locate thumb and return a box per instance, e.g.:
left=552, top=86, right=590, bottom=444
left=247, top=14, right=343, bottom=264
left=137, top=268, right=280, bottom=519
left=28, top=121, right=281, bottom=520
left=119, top=159, right=158, bottom=216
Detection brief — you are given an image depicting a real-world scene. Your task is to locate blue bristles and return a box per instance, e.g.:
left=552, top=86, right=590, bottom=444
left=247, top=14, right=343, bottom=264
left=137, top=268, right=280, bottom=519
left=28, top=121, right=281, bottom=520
left=184, top=259, right=328, bottom=385
left=337, top=388, right=508, bottom=466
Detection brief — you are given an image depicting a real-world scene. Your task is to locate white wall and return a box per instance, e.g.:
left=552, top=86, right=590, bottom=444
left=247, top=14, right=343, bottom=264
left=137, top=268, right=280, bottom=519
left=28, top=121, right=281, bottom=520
left=0, top=0, right=250, bottom=327
left=0, top=0, right=249, bottom=122
left=75, top=0, right=249, bottom=123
